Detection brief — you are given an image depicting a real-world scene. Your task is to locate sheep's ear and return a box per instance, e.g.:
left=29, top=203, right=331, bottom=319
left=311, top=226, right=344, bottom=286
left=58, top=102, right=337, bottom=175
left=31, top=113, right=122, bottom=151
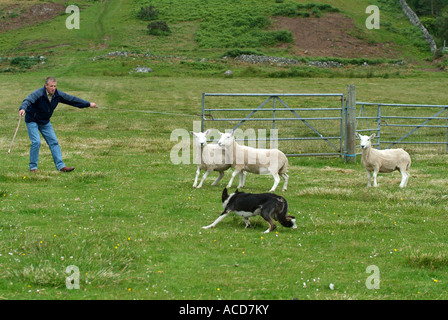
left=370, top=133, right=376, bottom=139
left=189, top=131, right=195, bottom=136
left=204, top=129, right=211, bottom=136
left=355, top=132, right=361, bottom=138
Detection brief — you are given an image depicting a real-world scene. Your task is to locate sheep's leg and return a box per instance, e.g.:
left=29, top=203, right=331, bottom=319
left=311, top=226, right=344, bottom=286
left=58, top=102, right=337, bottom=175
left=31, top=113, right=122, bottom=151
left=237, top=171, right=245, bottom=189
left=281, top=173, right=289, bottom=191
left=244, top=217, right=251, bottom=228
left=269, top=172, right=280, bottom=192
left=197, top=169, right=212, bottom=188
left=366, top=170, right=372, bottom=187
left=399, top=169, right=409, bottom=188
left=226, top=169, right=240, bottom=189
left=193, top=167, right=201, bottom=188
left=372, top=170, right=379, bottom=187
left=211, top=171, right=224, bottom=186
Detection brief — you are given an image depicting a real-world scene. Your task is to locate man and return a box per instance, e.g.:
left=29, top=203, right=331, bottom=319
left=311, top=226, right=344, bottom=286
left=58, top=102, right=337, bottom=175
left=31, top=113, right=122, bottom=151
left=19, top=77, right=97, bottom=172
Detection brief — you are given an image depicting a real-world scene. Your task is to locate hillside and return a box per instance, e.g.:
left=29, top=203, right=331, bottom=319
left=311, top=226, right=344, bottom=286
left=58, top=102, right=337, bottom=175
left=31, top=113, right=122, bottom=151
left=0, top=0, right=445, bottom=76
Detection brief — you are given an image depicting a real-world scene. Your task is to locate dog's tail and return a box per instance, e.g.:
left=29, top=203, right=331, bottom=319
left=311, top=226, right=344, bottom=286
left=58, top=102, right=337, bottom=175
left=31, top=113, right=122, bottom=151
left=276, top=198, right=295, bottom=228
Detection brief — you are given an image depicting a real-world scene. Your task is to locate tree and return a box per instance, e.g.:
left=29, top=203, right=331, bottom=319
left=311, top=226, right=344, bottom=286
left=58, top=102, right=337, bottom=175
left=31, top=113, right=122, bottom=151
left=407, top=0, right=448, bottom=16
left=436, top=13, right=448, bottom=41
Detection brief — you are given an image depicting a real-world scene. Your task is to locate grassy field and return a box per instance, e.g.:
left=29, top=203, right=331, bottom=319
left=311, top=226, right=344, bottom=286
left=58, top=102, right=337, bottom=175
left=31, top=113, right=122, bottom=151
left=1, top=74, right=448, bottom=300
left=0, top=0, right=448, bottom=301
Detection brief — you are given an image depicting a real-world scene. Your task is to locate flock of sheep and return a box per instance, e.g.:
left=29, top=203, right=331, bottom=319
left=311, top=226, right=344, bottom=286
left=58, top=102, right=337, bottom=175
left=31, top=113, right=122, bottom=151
left=190, top=130, right=412, bottom=191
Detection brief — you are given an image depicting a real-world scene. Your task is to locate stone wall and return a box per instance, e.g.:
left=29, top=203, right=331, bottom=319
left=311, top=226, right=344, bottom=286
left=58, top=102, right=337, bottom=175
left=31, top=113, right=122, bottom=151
left=399, top=0, right=437, bottom=54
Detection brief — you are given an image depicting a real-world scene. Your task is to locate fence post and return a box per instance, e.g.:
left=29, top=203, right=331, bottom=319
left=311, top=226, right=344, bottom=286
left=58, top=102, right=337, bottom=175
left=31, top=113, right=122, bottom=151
left=345, top=85, right=356, bottom=163
left=201, top=92, right=205, bottom=132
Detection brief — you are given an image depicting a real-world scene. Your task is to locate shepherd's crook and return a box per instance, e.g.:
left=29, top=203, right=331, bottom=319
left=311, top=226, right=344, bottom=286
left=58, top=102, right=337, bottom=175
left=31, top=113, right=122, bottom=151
left=8, top=115, right=22, bottom=154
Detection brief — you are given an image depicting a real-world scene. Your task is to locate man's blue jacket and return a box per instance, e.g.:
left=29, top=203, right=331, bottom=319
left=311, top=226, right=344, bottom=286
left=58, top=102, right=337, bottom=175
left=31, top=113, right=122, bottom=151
left=19, top=86, right=91, bottom=124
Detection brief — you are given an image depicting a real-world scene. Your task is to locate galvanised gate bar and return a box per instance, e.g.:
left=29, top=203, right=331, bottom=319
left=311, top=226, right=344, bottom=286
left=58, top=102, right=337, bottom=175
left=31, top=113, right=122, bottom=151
left=355, top=102, right=448, bottom=154
left=201, top=93, right=346, bottom=157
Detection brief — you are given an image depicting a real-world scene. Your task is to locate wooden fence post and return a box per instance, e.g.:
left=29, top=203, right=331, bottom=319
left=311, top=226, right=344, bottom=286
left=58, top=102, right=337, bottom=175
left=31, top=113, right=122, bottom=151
left=345, top=85, right=356, bottom=163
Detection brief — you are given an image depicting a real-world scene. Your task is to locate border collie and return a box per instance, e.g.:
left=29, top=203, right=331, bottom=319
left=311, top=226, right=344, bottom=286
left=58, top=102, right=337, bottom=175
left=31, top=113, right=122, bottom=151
left=202, top=188, right=297, bottom=233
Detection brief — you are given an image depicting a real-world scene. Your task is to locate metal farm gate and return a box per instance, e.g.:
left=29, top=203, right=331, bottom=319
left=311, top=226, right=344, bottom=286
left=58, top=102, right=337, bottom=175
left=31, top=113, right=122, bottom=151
left=355, top=102, right=448, bottom=154
left=199, top=88, right=448, bottom=159
left=201, top=93, right=345, bottom=157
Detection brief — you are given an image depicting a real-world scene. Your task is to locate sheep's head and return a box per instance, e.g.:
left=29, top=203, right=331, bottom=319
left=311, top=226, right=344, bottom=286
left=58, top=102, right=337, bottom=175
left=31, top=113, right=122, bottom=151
left=190, top=130, right=210, bottom=147
left=357, top=133, right=376, bottom=149
left=217, top=131, right=234, bottom=148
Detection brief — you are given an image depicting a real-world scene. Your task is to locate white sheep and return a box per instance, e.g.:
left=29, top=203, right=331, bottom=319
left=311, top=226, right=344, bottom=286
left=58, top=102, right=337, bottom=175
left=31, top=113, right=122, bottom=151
left=357, top=133, right=411, bottom=188
left=217, top=131, right=289, bottom=192
left=190, top=130, right=244, bottom=188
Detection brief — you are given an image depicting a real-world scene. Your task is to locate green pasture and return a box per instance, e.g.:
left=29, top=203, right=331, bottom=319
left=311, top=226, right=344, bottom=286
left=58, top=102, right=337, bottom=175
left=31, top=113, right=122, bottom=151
left=1, top=74, right=448, bottom=300
left=0, top=0, right=447, bottom=301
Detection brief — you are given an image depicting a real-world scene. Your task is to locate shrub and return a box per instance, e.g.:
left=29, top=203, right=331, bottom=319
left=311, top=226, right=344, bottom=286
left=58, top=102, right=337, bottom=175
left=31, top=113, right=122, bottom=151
left=137, top=5, right=159, bottom=21
left=272, top=2, right=339, bottom=17
left=9, top=56, right=40, bottom=69
left=147, top=20, right=171, bottom=36
left=420, top=16, right=437, bottom=35
left=272, top=3, right=299, bottom=16
left=262, top=30, right=294, bottom=46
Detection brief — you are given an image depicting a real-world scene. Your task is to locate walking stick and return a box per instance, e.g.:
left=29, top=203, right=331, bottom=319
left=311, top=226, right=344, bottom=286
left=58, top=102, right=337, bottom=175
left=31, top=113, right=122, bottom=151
left=8, top=114, right=22, bottom=154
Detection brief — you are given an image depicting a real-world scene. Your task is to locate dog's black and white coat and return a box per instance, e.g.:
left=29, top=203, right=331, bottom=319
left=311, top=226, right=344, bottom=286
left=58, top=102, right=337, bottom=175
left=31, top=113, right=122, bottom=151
left=202, top=188, right=297, bottom=233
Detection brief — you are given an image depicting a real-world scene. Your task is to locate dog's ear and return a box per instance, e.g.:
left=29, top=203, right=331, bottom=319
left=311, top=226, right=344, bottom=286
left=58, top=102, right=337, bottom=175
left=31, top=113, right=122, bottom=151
left=222, top=188, right=228, bottom=202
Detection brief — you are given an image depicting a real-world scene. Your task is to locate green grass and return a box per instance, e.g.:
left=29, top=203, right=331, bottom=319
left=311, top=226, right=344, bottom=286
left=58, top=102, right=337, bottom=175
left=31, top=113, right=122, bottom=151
left=0, top=0, right=447, bottom=300
left=0, top=0, right=437, bottom=73
left=1, top=74, right=448, bottom=300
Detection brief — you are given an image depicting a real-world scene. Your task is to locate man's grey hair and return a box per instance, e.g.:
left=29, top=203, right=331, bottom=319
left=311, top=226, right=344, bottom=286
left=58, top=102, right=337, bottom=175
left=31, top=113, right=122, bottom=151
left=45, top=76, right=57, bottom=85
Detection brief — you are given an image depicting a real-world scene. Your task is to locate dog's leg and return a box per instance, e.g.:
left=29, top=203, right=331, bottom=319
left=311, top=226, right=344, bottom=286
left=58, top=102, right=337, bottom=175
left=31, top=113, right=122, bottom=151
left=202, top=210, right=230, bottom=229
left=263, top=221, right=277, bottom=233
left=260, top=208, right=277, bottom=233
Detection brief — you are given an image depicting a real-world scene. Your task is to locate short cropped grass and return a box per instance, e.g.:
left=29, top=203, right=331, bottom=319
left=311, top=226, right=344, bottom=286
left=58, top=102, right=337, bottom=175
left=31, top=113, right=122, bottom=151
left=1, top=74, right=447, bottom=300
